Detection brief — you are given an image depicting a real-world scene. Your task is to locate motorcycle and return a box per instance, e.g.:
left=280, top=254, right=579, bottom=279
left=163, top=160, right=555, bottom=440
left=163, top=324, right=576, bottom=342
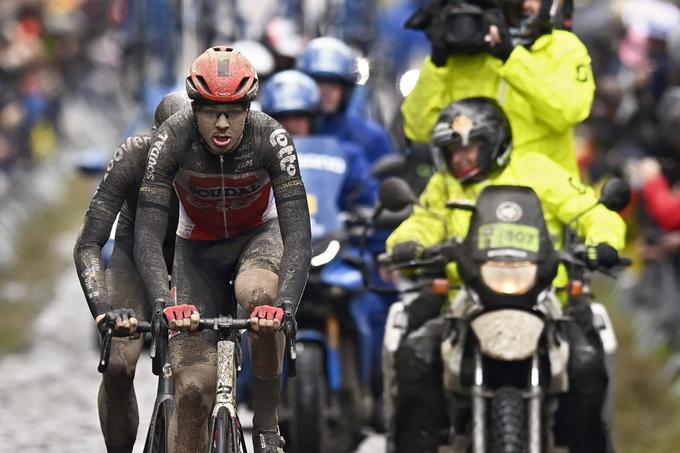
left=378, top=177, right=630, bottom=452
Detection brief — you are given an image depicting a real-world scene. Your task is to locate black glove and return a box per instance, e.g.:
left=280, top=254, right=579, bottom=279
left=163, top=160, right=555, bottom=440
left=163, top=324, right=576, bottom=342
left=483, top=9, right=515, bottom=62
left=97, top=308, right=137, bottom=335
left=392, top=241, right=424, bottom=263
left=585, top=243, right=620, bottom=270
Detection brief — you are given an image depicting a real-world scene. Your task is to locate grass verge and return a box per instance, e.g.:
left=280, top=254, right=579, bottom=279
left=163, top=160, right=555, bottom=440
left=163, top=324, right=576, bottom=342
left=0, top=174, right=94, bottom=354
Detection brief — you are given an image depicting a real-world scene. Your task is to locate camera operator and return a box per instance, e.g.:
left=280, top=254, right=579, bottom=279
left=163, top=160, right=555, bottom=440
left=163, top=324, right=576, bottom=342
left=401, top=0, right=593, bottom=177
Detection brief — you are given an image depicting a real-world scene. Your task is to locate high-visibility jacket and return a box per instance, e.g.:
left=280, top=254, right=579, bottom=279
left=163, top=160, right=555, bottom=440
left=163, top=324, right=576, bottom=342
left=401, top=30, right=595, bottom=177
left=386, top=151, right=626, bottom=289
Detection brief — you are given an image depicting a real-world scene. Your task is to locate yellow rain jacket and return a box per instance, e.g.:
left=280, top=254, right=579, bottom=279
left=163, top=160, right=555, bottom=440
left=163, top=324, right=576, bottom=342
left=386, top=151, right=626, bottom=290
left=401, top=30, right=595, bottom=177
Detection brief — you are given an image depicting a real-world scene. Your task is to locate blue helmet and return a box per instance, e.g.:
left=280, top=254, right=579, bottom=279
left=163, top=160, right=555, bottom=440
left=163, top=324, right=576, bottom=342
left=297, top=37, right=357, bottom=85
left=260, top=70, right=320, bottom=117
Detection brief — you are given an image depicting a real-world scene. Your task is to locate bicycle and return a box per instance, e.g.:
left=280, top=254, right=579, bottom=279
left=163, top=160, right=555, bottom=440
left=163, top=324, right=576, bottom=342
left=98, top=302, right=297, bottom=453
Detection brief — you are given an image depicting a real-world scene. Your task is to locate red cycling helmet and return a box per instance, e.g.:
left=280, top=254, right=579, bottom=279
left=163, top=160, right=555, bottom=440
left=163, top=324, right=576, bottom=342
left=185, top=46, right=259, bottom=104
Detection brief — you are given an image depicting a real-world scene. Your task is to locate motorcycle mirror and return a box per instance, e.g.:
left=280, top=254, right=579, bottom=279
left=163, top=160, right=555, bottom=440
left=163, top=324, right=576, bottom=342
left=378, top=177, right=418, bottom=212
left=372, top=154, right=406, bottom=179
left=599, top=178, right=631, bottom=212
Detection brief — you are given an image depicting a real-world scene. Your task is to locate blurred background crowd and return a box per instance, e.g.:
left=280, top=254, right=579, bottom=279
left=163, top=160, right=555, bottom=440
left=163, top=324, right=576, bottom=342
left=3, top=0, right=680, bottom=448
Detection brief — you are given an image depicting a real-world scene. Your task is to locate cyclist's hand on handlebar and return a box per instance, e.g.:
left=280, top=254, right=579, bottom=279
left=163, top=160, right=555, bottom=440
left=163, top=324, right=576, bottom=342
left=163, top=304, right=200, bottom=332
left=96, top=308, right=139, bottom=337
left=250, top=305, right=284, bottom=334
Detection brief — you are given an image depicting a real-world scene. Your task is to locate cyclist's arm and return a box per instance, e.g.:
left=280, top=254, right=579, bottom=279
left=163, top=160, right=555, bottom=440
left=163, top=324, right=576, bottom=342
left=265, top=126, right=312, bottom=311
left=74, top=134, right=151, bottom=318
left=134, top=121, right=183, bottom=307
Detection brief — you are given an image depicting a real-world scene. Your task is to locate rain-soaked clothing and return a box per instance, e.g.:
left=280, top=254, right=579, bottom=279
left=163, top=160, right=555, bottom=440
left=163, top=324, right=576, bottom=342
left=134, top=109, right=311, bottom=312
left=402, top=30, right=595, bottom=176
left=74, top=132, right=179, bottom=317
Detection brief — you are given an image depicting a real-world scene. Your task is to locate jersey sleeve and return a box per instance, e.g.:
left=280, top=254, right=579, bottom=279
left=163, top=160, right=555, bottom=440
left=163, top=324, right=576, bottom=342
left=133, top=116, right=185, bottom=307
left=73, top=134, right=150, bottom=318
left=263, top=124, right=312, bottom=310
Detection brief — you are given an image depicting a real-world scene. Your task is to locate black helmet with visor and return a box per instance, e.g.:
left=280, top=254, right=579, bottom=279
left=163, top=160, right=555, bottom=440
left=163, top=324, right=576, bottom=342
left=431, top=97, right=512, bottom=183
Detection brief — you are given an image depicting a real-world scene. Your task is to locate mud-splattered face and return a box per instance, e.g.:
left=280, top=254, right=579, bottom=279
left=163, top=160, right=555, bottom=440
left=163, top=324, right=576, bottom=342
left=193, top=103, right=248, bottom=154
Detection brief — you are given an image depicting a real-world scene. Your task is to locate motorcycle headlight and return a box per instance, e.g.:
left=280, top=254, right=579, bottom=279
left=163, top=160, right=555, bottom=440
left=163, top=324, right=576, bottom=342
left=480, top=261, right=537, bottom=295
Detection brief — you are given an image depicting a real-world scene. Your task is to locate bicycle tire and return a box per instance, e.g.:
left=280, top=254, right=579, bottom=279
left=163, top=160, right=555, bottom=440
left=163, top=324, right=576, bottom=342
left=213, top=406, right=234, bottom=453
left=143, top=399, right=173, bottom=453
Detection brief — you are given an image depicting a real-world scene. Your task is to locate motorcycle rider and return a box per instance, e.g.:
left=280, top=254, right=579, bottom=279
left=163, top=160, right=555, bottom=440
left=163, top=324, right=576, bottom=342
left=260, top=69, right=376, bottom=213
left=297, top=36, right=395, bottom=165
left=73, top=91, right=189, bottom=453
left=133, top=47, right=311, bottom=453
left=402, top=0, right=594, bottom=176
left=385, top=97, right=626, bottom=453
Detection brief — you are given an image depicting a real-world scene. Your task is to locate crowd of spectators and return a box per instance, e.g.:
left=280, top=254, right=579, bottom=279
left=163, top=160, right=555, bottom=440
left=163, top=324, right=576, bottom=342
left=0, top=0, right=138, bottom=176
left=573, top=0, right=680, bottom=355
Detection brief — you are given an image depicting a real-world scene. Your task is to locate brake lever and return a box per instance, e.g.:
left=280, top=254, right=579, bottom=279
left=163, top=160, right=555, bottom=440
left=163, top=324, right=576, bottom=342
left=98, top=327, right=113, bottom=373
left=281, top=302, right=297, bottom=377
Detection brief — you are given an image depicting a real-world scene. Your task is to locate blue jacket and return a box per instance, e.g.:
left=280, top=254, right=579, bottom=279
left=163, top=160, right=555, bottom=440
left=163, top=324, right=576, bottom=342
left=315, top=112, right=395, bottom=165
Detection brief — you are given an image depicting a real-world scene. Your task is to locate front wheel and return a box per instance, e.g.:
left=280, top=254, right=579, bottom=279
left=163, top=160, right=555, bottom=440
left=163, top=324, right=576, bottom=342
left=143, top=398, right=173, bottom=453
left=211, top=406, right=234, bottom=453
left=490, top=387, right=526, bottom=453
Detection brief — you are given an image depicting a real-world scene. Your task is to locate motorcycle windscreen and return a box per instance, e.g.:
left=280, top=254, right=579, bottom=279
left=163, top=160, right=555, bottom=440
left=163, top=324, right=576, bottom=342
left=471, top=310, right=545, bottom=361
left=457, top=185, right=559, bottom=303
left=466, top=185, right=554, bottom=263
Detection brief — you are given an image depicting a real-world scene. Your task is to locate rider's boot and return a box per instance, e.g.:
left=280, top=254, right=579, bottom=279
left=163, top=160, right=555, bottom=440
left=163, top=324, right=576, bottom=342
left=252, top=428, right=286, bottom=453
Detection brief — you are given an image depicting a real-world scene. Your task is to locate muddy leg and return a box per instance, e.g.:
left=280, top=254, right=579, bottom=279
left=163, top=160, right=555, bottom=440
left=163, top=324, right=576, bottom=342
left=235, top=268, right=284, bottom=431
left=167, top=336, right=217, bottom=453
left=98, top=337, right=144, bottom=453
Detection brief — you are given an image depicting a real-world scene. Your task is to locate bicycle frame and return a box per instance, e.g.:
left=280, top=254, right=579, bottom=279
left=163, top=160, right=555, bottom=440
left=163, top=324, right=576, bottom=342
left=208, top=334, right=246, bottom=453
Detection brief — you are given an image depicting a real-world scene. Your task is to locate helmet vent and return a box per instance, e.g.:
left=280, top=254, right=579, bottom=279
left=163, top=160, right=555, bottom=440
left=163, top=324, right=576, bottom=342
left=235, top=77, right=251, bottom=95
left=194, top=75, right=212, bottom=95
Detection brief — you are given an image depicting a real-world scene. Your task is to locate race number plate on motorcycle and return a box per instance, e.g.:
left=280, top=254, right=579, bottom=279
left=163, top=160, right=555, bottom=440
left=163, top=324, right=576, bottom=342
left=478, top=223, right=540, bottom=253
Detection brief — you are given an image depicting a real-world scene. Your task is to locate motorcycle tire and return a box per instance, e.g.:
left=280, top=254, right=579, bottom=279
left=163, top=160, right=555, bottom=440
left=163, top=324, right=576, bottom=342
left=490, top=386, right=527, bottom=453
left=290, top=342, right=327, bottom=453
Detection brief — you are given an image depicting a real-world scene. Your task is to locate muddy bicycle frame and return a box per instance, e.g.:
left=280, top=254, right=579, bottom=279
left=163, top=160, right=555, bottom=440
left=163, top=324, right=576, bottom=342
left=98, top=308, right=297, bottom=453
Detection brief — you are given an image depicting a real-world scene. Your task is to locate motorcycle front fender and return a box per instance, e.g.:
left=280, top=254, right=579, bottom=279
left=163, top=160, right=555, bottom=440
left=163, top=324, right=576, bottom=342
left=471, top=310, right=545, bottom=361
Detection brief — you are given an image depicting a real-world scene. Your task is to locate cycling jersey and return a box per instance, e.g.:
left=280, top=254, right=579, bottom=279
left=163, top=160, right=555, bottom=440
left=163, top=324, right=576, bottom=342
left=134, top=109, right=311, bottom=310
left=74, top=132, right=179, bottom=317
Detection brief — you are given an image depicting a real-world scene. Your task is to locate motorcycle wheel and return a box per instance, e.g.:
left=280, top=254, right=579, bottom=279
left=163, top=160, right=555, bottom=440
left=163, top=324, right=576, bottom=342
left=290, top=342, right=327, bottom=453
left=490, top=386, right=526, bottom=453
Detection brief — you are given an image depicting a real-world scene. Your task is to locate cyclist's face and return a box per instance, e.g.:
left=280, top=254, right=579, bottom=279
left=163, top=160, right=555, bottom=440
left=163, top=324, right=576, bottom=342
left=447, top=139, right=482, bottom=180
left=194, top=103, right=248, bottom=154
left=317, top=80, right=344, bottom=113
left=278, top=114, right=312, bottom=137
